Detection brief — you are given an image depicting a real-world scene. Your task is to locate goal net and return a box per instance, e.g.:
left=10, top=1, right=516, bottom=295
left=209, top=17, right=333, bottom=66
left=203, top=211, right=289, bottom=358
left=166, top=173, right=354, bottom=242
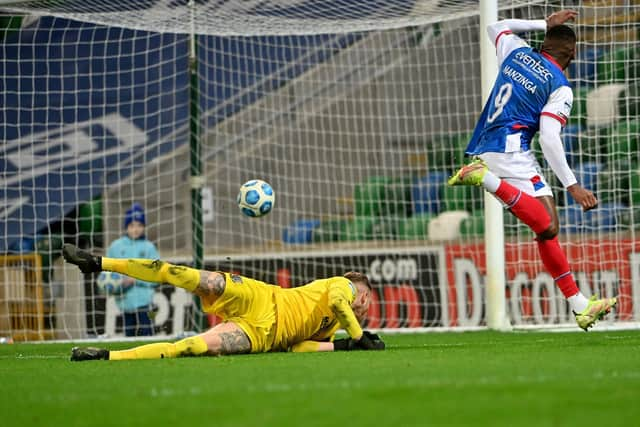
left=1, top=0, right=638, bottom=340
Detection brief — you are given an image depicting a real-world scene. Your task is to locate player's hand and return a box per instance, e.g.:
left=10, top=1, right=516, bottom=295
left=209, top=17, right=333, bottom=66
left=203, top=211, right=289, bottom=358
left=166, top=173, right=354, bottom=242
left=567, top=183, right=598, bottom=212
left=333, top=331, right=385, bottom=351
left=546, top=10, right=578, bottom=28
left=355, top=331, right=385, bottom=350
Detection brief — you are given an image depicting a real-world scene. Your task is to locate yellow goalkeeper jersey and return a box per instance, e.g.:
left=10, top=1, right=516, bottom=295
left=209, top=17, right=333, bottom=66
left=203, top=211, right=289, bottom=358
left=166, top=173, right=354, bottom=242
left=201, top=273, right=362, bottom=353
left=271, top=277, right=362, bottom=352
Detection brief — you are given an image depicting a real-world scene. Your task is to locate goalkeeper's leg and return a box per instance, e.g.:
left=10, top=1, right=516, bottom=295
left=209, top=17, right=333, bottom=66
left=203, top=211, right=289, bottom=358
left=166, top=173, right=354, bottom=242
left=63, top=243, right=202, bottom=294
left=71, top=322, right=251, bottom=361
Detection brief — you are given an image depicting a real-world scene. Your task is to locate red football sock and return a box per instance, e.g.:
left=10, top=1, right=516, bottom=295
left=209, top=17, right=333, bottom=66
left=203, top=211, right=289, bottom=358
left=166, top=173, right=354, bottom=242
left=494, top=181, right=551, bottom=234
left=537, top=237, right=579, bottom=298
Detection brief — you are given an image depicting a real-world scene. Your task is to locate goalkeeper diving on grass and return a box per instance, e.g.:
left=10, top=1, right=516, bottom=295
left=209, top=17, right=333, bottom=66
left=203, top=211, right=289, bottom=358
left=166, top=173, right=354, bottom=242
left=63, top=244, right=384, bottom=361
left=448, top=9, right=616, bottom=330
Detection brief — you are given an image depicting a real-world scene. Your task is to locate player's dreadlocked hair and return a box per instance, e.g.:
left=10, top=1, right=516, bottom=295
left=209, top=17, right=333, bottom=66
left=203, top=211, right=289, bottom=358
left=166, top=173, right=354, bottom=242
left=344, top=271, right=371, bottom=289
left=545, top=24, right=576, bottom=44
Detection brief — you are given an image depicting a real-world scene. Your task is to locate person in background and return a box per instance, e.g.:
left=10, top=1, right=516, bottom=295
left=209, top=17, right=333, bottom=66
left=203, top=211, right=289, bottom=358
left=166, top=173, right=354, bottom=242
left=106, top=203, right=159, bottom=336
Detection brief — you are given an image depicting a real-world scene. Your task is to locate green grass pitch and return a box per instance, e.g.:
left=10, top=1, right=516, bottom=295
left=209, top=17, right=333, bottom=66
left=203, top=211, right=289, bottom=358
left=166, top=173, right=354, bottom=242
left=1, top=331, right=639, bottom=427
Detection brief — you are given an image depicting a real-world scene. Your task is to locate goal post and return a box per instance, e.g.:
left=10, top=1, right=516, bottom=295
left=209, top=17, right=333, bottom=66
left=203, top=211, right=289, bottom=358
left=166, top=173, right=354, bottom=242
left=1, top=1, right=639, bottom=341
left=479, top=0, right=510, bottom=332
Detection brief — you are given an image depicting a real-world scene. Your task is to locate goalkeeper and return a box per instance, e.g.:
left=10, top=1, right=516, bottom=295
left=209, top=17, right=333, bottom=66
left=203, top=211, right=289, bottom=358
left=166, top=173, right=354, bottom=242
left=62, top=244, right=384, bottom=361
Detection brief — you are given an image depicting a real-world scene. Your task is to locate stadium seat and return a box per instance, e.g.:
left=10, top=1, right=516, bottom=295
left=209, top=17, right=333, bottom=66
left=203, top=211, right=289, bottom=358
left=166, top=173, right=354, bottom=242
left=342, top=216, right=376, bottom=241
left=586, top=83, right=627, bottom=127
left=384, top=178, right=411, bottom=217
left=354, top=176, right=390, bottom=217
left=567, top=162, right=603, bottom=206
left=411, top=172, right=448, bottom=215
left=35, top=234, right=63, bottom=283
left=568, top=86, right=589, bottom=126
left=597, top=46, right=640, bottom=83
left=428, top=133, right=470, bottom=171
left=503, top=209, right=531, bottom=236
left=593, top=203, right=629, bottom=233
left=560, top=123, right=584, bottom=166
left=371, top=216, right=403, bottom=240
left=312, top=218, right=348, bottom=243
left=630, top=169, right=640, bottom=206
left=8, top=237, right=35, bottom=254
left=354, top=176, right=410, bottom=218
left=608, top=120, right=640, bottom=163
left=428, top=210, right=470, bottom=240
left=397, top=214, right=432, bottom=240
left=459, top=211, right=485, bottom=237
left=619, top=80, right=640, bottom=118
left=78, top=198, right=103, bottom=237
left=568, top=47, right=607, bottom=87
left=559, top=202, right=628, bottom=234
left=282, top=219, right=321, bottom=244
left=443, top=184, right=482, bottom=213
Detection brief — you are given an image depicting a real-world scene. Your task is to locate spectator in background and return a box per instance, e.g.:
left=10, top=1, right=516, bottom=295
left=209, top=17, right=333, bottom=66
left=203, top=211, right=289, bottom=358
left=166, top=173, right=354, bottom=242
left=106, top=203, right=159, bottom=336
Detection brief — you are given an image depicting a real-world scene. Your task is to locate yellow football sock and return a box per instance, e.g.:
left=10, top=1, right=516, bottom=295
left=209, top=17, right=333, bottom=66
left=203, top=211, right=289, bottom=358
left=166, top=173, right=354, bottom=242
left=109, top=336, right=209, bottom=361
left=101, top=258, right=200, bottom=292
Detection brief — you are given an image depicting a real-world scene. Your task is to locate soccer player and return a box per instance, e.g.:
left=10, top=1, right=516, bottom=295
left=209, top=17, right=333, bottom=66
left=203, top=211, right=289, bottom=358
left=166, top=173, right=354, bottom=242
left=62, top=244, right=384, bottom=361
left=448, top=10, right=617, bottom=330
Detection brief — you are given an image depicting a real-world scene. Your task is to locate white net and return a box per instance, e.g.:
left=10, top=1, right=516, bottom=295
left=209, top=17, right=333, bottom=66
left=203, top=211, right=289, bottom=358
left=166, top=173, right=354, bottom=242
left=1, top=0, right=639, bottom=341
left=1, top=0, right=531, bottom=35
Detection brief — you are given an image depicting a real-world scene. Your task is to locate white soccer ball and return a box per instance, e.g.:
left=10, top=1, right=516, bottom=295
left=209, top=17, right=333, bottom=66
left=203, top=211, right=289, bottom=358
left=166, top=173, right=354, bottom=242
left=237, top=179, right=275, bottom=217
left=96, top=271, right=124, bottom=295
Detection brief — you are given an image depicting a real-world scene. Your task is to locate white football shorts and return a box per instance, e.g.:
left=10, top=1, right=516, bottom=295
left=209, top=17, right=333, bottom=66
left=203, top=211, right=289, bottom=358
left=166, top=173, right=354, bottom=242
left=478, top=150, right=554, bottom=198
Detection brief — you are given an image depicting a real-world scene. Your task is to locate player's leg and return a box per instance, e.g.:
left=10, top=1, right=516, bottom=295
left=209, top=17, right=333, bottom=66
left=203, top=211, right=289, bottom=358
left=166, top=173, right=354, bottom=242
left=535, top=197, right=616, bottom=330
left=63, top=243, right=205, bottom=294
left=448, top=159, right=552, bottom=234
left=449, top=156, right=616, bottom=329
left=71, top=322, right=250, bottom=361
left=108, top=322, right=250, bottom=359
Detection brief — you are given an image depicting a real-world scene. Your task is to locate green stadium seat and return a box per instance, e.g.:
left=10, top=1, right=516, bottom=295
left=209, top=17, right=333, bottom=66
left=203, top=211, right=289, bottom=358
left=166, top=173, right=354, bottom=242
left=609, top=120, right=640, bottom=163
left=354, top=176, right=411, bottom=218
left=428, top=133, right=471, bottom=171
left=383, top=177, right=411, bottom=217
left=342, top=216, right=376, bottom=241
left=597, top=46, right=640, bottom=83
left=371, top=216, right=403, bottom=240
left=354, top=176, right=391, bottom=217
left=312, top=218, right=348, bottom=243
left=503, top=209, right=531, bottom=237
left=397, top=214, right=432, bottom=240
left=459, top=212, right=485, bottom=237
left=631, top=169, right=640, bottom=206
left=78, top=198, right=103, bottom=236
left=620, top=80, right=640, bottom=118
left=568, top=86, right=589, bottom=127
left=35, top=234, right=63, bottom=283
left=443, top=184, right=482, bottom=213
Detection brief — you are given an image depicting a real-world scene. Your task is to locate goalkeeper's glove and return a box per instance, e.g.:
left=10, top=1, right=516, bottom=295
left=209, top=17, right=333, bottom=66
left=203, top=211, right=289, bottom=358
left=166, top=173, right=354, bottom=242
left=333, top=330, right=385, bottom=351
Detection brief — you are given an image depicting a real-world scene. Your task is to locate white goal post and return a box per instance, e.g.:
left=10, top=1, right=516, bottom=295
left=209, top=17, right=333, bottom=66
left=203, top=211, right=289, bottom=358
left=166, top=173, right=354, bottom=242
left=1, top=1, right=639, bottom=341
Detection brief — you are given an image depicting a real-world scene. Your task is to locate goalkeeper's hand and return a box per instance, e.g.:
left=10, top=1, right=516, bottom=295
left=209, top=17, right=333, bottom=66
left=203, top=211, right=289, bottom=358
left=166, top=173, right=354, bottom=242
left=333, top=330, right=385, bottom=351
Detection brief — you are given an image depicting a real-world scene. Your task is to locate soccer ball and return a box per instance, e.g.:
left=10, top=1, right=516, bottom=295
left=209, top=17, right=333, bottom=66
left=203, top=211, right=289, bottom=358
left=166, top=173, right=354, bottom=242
left=237, top=179, right=275, bottom=217
left=96, top=271, right=124, bottom=295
